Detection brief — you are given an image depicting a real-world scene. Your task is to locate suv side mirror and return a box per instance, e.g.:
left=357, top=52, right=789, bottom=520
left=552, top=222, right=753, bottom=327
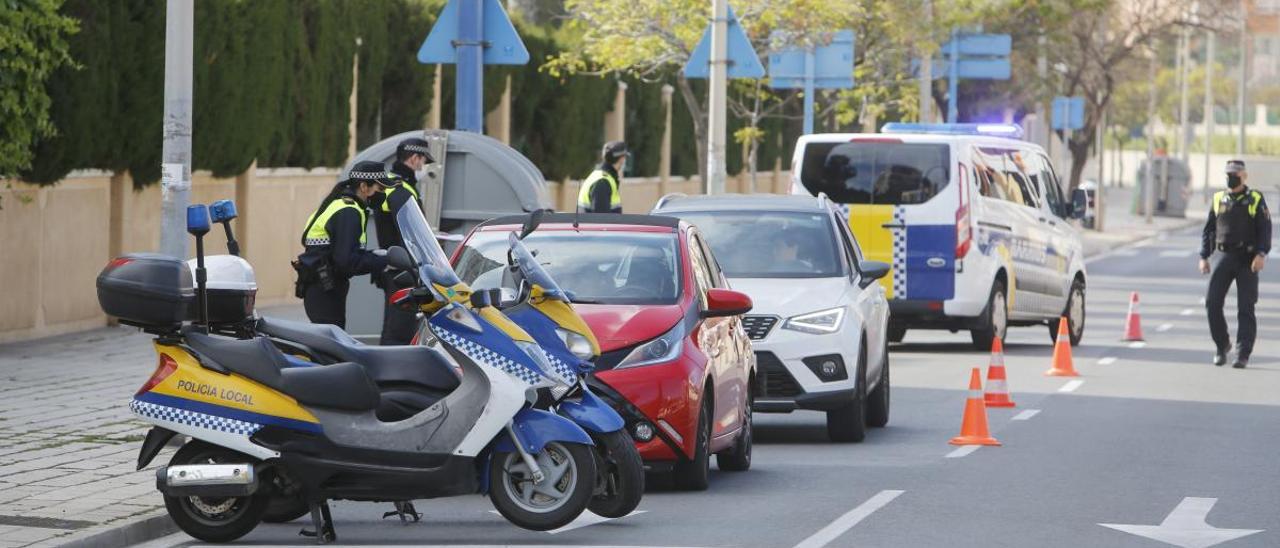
left=703, top=288, right=753, bottom=317
left=386, top=246, right=416, bottom=271
left=858, top=260, right=890, bottom=289
left=1070, top=188, right=1088, bottom=219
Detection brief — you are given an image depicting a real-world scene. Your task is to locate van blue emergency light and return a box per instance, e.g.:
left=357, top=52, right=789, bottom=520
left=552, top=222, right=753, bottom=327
left=880, top=123, right=1023, bottom=139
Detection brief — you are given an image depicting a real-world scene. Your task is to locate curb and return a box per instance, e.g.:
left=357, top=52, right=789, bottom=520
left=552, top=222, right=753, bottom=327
left=51, top=512, right=178, bottom=548
left=1083, top=217, right=1201, bottom=262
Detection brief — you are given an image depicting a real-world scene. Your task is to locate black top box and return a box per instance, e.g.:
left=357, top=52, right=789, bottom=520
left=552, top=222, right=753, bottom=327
left=97, top=253, right=194, bottom=328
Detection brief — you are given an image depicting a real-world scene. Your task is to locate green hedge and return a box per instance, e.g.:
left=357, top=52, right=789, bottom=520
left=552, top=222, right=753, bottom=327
left=23, top=0, right=798, bottom=185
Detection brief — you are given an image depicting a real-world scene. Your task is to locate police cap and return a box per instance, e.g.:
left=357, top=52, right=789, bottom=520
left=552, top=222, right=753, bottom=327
left=1226, top=160, right=1247, bottom=174
left=397, top=138, right=434, bottom=163
left=602, top=141, right=629, bottom=163
left=347, top=161, right=394, bottom=187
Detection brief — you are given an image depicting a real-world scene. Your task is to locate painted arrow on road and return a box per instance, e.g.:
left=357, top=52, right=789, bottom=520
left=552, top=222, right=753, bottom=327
left=1099, top=497, right=1263, bottom=548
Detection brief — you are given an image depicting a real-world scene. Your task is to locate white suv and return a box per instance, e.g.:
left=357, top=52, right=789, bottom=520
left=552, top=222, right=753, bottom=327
left=653, top=194, right=891, bottom=443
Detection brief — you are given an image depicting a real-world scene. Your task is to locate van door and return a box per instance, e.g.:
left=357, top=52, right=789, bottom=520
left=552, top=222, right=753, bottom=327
left=971, top=146, right=1052, bottom=316
left=797, top=138, right=957, bottom=303
left=1029, top=152, right=1076, bottom=315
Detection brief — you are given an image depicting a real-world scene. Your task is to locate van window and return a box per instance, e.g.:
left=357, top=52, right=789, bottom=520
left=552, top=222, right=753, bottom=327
left=973, top=147, right=1032, bottom=207
left=800, top=141, right=950, bottom=205
left=1036, top=153, right=1068, bottom=218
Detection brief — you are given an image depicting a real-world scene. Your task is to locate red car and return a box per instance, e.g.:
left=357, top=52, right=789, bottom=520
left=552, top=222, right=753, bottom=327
left=453, top=213, right=756, bottom=490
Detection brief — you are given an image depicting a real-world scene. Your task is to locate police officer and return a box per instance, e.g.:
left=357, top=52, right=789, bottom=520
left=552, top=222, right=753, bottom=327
left=294, top=161, right=392, bottom=329
left=371, top=138, right=433, bottom=345
left=577, top=141, right=627, bottom=213
left=1198, top=160, right=1272, bottom=368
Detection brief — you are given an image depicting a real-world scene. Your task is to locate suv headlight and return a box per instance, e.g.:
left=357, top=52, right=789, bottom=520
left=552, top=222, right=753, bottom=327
left=616, top=321, right=685, bottom=369
left=783, top=307, right=845, bottom=334
left=556, top=328, right=595, bottom=360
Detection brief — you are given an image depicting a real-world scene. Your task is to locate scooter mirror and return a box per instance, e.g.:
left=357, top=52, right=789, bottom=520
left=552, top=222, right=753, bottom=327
left=519, top=209, right=546, bottom=240
left=385, top=246, right=416, bottom=271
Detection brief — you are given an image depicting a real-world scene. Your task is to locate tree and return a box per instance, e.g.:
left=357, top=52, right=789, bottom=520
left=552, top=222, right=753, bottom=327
left=547, top=0, right=861, bottom=183
left=0, top=0, right=77, bottom=179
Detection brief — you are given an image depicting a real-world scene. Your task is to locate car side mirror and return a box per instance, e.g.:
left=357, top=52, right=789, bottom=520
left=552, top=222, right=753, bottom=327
left=1070, top=188, right=1088, bottom=219
left=858, top=260, right=890, bottom=289
left=703, top=288, right=753, bottom=317
left=386, top=246, right=416, bottom=271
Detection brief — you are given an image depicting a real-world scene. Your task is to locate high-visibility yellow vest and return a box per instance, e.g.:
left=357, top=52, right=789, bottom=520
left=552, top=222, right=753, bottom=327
left=380, top=174, right=420, bottom=213
left=577, top=169, right=622, bottom=211
left=302, top=197, right=367, bottom=246
left=1213, top=189, right=1264, bottom=217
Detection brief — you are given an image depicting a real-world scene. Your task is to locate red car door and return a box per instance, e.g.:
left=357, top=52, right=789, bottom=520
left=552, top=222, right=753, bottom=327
left=686, top=229, right=744, bottom=447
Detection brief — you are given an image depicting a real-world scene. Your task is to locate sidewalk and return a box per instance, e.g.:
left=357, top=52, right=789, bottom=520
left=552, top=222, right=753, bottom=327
left=1080, top=185, right=1204, bottom=258
left=0, top=306, right=306, bottom=548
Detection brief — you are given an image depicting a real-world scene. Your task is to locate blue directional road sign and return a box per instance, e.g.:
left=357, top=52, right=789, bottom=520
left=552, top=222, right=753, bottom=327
left=683, top=5, right=765, bottom=79
left=930, top=57, right=1011, bottom=80
left=418, top=0, right=529, bottom=65
left=946, top=33, right=1011, bottom=57
left=938, top=31, right=1011, bottom=123
left=768, top=30, right=855, bottom=135
left=768, top=30, right=855, bottom=89
left=1052, top=96, right=1086, bottom=131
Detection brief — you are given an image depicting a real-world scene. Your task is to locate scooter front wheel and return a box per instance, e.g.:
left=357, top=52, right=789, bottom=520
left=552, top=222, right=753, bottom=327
left=489, top=441, right=595, bottom=531
left=586, top=430, right=644, bottom=518
left=163, top=441, right=268, bottom=543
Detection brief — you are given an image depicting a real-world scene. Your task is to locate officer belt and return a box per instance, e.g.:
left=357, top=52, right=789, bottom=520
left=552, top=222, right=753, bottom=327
left=1216, top=243, right=1256, bottom=253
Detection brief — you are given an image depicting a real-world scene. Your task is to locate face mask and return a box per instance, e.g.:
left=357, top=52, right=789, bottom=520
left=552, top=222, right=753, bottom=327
left=414, top=165, right=429, bottom=181
left=1227, top=174, right=1242, bottom=189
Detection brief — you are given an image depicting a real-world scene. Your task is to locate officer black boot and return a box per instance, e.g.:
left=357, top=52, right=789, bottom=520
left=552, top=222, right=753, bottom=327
left=1232, top=352, right=1249, bottom=369
left=1213, top=351, right=1228, bottom=366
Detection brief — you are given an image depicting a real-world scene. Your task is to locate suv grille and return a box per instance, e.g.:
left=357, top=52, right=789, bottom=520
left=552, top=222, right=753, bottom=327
left=741, top=316, right=779, bottom=341
left=756, top=351, right=802, bottom=398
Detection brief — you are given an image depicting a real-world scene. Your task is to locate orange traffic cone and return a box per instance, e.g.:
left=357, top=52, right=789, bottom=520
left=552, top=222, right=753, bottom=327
left=1122, top=291, right=1144, bottom=341
left=950, top=367, right=1001, bottom=446
left=984, top=338, right=1017, bottom=408
left=1045, top=317, right=1080, bottom=377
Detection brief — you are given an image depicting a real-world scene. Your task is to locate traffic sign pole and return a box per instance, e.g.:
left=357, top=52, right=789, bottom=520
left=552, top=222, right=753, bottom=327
left=456, top=0, right=484, bottom=133
left=159, top=0, right=194, bottom=259
left=947, top=30, right=959, bottom=123
left=803, top=49, right=815, bottom=134
left=706, top=0, right=728, bottom=194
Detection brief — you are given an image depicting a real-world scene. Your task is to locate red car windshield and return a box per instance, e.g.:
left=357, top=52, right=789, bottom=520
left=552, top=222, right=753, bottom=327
left=455, top=230, right=681, bottom=305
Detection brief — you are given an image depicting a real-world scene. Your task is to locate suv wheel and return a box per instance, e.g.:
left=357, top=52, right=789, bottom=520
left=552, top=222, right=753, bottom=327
left=827, top=344, right=867, bottom=443
left=865, top=346, right=890, bottom=428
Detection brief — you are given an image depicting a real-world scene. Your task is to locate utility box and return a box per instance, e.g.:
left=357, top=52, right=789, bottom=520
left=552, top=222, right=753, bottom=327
left=340, top=130, right=551, bottom=341
left=1136, top=156, right=1190, bottom=218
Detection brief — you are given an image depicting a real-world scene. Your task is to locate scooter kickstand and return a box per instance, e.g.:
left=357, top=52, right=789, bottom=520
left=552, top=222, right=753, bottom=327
left=381, top=501, right=422, bottom=524
left=299, top=501, right=336, bottom=544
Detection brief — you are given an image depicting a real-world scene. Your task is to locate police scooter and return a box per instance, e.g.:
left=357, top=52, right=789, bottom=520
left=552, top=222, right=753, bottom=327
left=100, top=202, right=597, bottom=544
left=495, top=210, right=644, bottom=519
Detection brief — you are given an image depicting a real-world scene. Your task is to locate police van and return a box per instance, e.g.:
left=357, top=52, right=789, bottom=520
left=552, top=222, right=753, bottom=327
left=791, top=123, right=1088, bottom=349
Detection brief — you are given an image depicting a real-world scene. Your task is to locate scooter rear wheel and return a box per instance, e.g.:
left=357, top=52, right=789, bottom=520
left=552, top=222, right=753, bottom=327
left=586, top=430, right=644, bottom=518
left=490, top=441, right=595, bottom=531
left=163, top=441, right=268, bottom=543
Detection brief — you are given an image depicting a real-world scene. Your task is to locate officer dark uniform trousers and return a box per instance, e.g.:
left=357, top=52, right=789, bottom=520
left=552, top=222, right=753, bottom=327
left=371, top=160, right=422, bottom=345
left=297, top=170, right=388, bottom=329
left=1201, top=182, right=1272, bottom=365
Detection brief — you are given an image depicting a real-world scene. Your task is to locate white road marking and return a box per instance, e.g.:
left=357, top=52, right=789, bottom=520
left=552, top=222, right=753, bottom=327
left=793, top=490, right=904, bottom=548
left=1157, top=323, right=1173, bottom=332
left=1114, top=249, right=1140, bottom=257
left=1129, top=341, right=1147, bottom=349
left=1099, top=497, right=1264, bottom=548
left=1097, top=356, right=1118, bottom=365
left=1180, top=308, right=1195, bottom=316
left=1159, top=249, right=1193, bottom=258
left=945, top=445, right=981, bottom=459
left=549, top=510, right=647, bottom=534
left=1011, top=409, right=1041, bottom=421
left=1058, top=380, right=1085, bottom=393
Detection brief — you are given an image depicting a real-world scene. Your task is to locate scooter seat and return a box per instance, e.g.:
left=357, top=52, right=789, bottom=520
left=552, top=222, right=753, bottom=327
left=183, top=327, right=286, bottom=390
left=279, top=362, right=380, bottom=411
left=257, top=317, right=460, bottom=392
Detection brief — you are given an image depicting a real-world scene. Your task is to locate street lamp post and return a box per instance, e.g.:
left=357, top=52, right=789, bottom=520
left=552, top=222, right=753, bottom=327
left=159, top=0, right=194, bottom=259
left=706, top=0, right=728, bottom=194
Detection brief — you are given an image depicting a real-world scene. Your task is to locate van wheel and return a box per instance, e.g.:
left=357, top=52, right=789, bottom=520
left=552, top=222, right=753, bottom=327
left=970, top=280, right=1008, bottom=351
left=827, top=345, right=867, bottom=443
left=1050, top=280, right=1086, bottom=346
left=887, top=327, right=907, bottom=343
left=163, top=441, right=267, bottom=543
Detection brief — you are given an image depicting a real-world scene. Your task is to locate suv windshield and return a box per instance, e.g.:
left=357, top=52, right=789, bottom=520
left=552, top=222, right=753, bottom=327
left=455, top=231, right=680, bottom=305
left=800, top=141, right=951, bottom=205
left=664, top=211, right=842, bottom=278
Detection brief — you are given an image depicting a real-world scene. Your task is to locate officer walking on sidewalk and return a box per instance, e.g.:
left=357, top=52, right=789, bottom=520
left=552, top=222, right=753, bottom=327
left=577, top=141, right=628, bottom=213
left=294, top=161, right=392, bottom=329
left=371, top=137, right=433, bottom=345
left=1198, top=160, right=1272, bottom=368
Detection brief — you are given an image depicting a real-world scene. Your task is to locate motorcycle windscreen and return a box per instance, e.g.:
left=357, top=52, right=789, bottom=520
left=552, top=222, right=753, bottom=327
left=397, top=201, right=464, bottom=300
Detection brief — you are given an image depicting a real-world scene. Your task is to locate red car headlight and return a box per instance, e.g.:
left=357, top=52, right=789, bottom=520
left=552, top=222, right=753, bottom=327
left=615, top=321, right=685, bottom=369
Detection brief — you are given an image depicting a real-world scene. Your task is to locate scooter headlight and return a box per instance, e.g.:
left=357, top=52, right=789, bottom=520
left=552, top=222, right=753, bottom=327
left=516, top=341, right=572, bottom=387
left=556, top=328, right=595, bottom=361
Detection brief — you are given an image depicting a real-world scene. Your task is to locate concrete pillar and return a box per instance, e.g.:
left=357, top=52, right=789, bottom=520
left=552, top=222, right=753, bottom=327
left=659, top=84, right=673, bottom=192
left=486, top=75, right=512, bottom=144
left=604, top=81, right=628, bottom=143
left=235, top=161, right=254, bottom=256
left=348, top=38, right=361, bottom=162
